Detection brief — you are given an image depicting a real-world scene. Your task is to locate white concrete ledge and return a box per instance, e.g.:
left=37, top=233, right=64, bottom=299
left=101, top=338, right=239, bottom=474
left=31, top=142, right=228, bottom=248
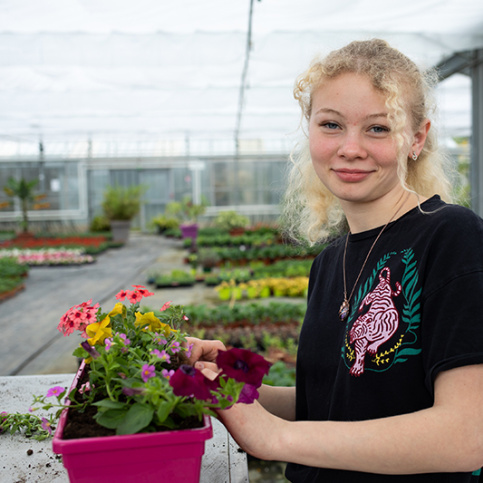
left=0, top=373, right=248, bottom=483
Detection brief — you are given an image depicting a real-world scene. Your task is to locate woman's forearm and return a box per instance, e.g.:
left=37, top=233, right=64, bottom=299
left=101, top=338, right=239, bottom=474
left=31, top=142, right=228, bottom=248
left=258, top=385, right=296, bottom=421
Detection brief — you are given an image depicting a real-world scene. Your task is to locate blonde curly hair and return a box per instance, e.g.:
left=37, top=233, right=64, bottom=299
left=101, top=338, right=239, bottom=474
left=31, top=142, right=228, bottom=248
left=282, top=38, right=453, bottom=244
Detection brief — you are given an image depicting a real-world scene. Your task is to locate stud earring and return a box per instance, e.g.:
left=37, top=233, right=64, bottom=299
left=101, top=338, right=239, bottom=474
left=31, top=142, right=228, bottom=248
left=411, top=152, right=418, bottom=161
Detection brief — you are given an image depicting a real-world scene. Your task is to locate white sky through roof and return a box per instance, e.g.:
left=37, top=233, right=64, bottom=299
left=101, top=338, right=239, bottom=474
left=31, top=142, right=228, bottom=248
left=0, top=0, right=482, bottom=155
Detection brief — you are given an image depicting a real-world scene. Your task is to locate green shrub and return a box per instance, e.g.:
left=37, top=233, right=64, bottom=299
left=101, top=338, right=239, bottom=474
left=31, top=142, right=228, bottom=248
left=90, top=215, right=111, bottom=232
left=263, top=361, right=296, bottom=387
left=0, top=257, right=29, bottom=278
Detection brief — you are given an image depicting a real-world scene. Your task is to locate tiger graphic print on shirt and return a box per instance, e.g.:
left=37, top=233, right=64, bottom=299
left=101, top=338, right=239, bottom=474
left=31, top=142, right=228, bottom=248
left=342, top=249, right=422, bottom=376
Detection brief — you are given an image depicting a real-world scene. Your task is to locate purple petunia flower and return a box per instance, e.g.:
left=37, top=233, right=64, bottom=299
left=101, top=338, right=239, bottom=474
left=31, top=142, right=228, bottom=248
left=169, top=364, right=214, bottom=401
left=153, top=333, right=167, bottom=345
left=216, top=348, right=271, bottom=388
left=122, top=386, right=146, bottom=396
left=170, top=341, right=181, bottom=354
left=161, top=369, right=175, bottom=379
left=81, top=341, right=100, bottom=359
left=45, top=386, right=65, bottom=398
left=141, top=364, right=155, bottom=382
left=237, top=383, right=260, bottom=404
left=119, top=333, right=131, bottom=345
left=105, top=338, right=113, bottom=351
left=185, top=343, right=194, bottom=359
left=151, top=349, right=171, bottom=363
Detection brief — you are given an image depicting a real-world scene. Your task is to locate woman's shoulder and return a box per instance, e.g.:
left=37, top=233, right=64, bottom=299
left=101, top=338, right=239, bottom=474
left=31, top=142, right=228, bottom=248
left=410, top=197, right=483, bottom=261
left=418, top=196, right=483, bottom=234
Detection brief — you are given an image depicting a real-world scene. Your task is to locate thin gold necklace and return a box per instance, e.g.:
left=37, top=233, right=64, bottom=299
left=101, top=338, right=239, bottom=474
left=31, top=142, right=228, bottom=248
left=339, top=193, right=408, bottom=322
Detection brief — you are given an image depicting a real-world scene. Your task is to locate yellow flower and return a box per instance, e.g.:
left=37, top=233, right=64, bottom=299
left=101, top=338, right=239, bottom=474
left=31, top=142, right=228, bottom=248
left=134, top=311, right=172, bottom=336
left=86, top=316, right=112, bottom=346
left=108, top=302, right=127, bottom=319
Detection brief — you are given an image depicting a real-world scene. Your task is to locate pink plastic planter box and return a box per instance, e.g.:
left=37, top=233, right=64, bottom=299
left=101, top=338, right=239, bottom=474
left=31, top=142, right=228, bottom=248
left=52, top=364, right=213, bottom=483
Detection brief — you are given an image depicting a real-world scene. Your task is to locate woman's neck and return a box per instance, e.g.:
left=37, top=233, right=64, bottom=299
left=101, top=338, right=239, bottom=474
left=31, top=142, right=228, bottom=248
left=342, top=191, right=424, bottom=234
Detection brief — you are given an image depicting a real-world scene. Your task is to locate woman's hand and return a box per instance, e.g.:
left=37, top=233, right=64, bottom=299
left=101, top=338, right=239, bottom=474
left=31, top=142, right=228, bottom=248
left=197, top=362, right=287, bottom=460
left=185, top=336, right=226, bottom=373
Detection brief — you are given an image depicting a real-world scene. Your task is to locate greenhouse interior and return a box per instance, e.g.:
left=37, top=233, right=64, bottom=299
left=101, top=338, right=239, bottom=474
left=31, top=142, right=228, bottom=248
left=1, top=2, right=483, bottom=482
left=0, top=0, right=482, bottom=231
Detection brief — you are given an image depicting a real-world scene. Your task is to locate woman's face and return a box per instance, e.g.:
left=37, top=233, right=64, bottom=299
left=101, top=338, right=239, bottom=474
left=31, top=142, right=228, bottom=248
left=309, top=73, right=409, bottom=208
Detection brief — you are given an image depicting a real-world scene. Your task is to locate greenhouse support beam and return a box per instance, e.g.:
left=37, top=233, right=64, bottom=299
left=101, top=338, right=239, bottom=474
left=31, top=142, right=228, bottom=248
left=470, top=49, right=483, bottom=216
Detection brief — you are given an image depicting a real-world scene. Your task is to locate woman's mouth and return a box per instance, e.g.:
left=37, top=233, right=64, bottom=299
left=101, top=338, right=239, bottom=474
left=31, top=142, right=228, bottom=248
left=333, top=169, right=372, bottom=182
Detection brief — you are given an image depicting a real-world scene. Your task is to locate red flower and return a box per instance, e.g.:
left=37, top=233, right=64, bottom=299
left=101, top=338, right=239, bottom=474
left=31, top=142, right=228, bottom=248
left=169, top=365, right=214, bottom=401
left=115, top=290, right=129, bottom=301
left=126, top=290, right=143, bottom=304
left=217, top=348, right=271, bottom=388
left=160, top=301, right=172, bottom=311
left=132, top=285, right=154, bottom=297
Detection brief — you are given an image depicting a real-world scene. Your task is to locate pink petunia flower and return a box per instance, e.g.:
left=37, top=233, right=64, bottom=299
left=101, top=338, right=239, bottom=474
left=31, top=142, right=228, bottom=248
left=41, top=418, right=52, bottom=435
left=141, top=364, right=155, bottom=382
left=79, top=382, right=92, bottom=394
left=45, top=386, right=65, bottom=398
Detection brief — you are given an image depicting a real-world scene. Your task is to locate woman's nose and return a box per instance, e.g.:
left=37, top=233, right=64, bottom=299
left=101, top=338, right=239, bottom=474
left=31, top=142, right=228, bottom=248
left=337, top=132, right=367, bottom=160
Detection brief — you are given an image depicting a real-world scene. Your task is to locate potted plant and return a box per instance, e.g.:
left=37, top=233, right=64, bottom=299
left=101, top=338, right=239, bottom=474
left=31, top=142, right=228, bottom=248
left=149, top=214, right=180, bottom=235
left=166, top=196, right=208, bottom=241
left=197, top=248, right=221, bottom=273
left=101, top=185, right=146, bottom=243
left=213, top=210, right=250, bottom=236
left=28, top=285, right=270, bottom=482
left=2, top=177, right=49, bottom=238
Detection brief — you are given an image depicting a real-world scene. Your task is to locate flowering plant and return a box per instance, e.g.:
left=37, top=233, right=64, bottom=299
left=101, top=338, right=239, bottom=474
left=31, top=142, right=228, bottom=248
left=0, top=247, right=94, bottom=266
left=30, top=285, right=271, bottom=436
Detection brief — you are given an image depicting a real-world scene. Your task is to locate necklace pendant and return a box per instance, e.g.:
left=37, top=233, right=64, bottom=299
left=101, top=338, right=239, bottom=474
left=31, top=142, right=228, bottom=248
left=339, top=299, right=349, bottom=321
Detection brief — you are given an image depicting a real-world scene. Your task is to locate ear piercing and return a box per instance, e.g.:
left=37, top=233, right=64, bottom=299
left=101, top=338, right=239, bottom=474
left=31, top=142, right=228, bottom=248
left=411, top=152, right=418, bottom=161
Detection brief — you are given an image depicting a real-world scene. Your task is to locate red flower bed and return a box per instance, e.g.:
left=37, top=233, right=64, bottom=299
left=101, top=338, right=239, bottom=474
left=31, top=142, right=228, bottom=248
left=2, top=235, right=108, bottom=249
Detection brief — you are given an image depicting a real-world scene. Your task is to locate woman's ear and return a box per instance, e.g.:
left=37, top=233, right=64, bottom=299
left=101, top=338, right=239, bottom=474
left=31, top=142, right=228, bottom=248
left=410, top=118, right=431, bottom=158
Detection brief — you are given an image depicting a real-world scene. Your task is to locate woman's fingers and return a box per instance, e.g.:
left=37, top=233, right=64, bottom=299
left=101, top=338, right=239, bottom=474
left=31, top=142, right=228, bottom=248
left=185, top=337, right=226, bottom=365
left=195, top=361, right=221, bottom=380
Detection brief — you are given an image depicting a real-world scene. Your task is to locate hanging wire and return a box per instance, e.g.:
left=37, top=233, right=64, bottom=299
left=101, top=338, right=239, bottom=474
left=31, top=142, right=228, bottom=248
left=234, top=0, right=257, bottom=152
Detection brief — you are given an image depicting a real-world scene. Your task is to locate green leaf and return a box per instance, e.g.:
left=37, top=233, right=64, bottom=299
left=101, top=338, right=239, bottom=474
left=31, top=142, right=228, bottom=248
left=72, top=347, right=87, bottom=358
left=92, top=398, right=126, bottom=409
left=156, top=400, right=176, bottom=424
left=116, top=403, right=154, bottom=435
left=95, top=408, right=128, bottom=429
left=396, top=347, right=422, bottom=358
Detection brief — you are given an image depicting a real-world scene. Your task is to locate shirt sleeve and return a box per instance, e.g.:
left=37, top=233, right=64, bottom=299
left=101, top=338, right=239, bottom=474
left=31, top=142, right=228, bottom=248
left=421, top=209, right=483, bottom=394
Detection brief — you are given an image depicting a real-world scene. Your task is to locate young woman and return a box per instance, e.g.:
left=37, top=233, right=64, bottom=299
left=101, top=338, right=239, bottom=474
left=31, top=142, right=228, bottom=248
left=188, top=39, right=483, bottom=481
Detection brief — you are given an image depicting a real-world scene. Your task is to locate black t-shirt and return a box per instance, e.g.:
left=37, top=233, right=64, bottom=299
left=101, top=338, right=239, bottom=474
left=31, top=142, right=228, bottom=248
left=286, top=196, right=483, bottom=482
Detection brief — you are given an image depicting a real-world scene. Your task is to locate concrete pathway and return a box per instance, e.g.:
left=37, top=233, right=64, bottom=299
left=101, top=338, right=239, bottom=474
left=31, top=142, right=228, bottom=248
left=0, top=234, right=217, bottom=376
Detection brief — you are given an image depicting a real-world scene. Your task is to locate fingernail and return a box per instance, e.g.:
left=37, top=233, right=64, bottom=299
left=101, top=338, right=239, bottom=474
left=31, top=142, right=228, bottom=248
left=195, top=362, right=204, bottom=370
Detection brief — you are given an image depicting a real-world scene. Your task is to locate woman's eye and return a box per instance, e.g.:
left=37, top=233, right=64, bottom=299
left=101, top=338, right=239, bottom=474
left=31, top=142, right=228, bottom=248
left=370, top=125, right=389, bottom=134
left=322, top=122, right=339, bottom=130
